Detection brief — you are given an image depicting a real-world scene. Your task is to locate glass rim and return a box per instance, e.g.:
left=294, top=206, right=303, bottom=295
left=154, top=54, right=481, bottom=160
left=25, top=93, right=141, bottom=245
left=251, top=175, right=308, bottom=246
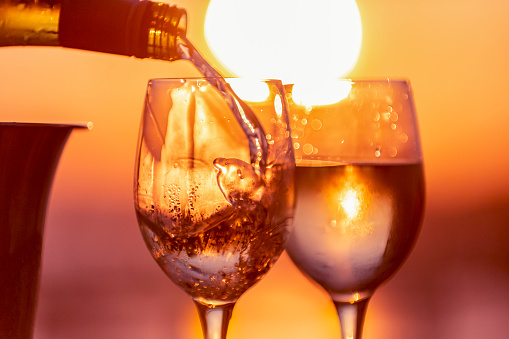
left=146, top=77, right=410, bottom=82
left=346, top=78, right=411, bottom=86
left=287, top=78, right=411, bottom=85
left=0, top=121, right=93, bottom=129
left=146, top=77, right=285, bottom=83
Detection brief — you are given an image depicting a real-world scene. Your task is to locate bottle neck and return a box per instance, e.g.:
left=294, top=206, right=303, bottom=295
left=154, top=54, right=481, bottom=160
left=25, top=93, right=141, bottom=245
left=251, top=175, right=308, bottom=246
left=0, top=0, right=187, bottom=61
left=142, top=2, right=187, bottom=61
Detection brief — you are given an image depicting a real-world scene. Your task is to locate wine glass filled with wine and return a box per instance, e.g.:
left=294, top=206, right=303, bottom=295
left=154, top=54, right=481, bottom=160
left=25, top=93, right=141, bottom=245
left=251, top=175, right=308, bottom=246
left=285, top=79, right=425, bottom=339
left=134, top=77, right=295, bottom=339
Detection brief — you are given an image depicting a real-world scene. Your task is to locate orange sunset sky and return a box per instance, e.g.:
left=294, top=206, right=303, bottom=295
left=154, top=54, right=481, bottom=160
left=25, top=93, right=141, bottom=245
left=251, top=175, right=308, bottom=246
left=0, top=0, right=508, bottom=338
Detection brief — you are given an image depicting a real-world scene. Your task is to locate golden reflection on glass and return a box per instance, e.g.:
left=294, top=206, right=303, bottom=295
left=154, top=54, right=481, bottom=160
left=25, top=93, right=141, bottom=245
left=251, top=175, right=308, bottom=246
left=350, top=293, right=360, bottom=304
left=326, top=166, right=395, bottom=241
left=339, top=187, right=361, bottom=221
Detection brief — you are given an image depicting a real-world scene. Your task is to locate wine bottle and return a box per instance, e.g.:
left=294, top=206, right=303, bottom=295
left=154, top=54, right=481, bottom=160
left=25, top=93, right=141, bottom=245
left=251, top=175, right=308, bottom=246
left=0, top=0, right=269, bottom=171
left=0, top=0, right=187, bottom=61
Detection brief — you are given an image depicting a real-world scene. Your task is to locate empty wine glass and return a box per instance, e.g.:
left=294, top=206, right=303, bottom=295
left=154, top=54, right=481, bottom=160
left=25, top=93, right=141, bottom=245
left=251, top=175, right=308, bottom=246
left=285, top=79, right=425, bottom=339
left=134, top=78, right=295, bottom=339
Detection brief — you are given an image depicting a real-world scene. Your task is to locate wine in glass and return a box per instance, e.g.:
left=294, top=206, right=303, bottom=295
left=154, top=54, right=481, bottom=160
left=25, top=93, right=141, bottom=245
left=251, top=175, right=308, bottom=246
left=134, top=78, right=295, bottom=339
left=285, top=79, right=425, bottom=339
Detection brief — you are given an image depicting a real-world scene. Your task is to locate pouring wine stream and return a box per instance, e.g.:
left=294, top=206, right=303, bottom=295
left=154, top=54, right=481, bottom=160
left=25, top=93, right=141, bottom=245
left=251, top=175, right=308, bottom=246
left=177, top=35, right=268, bottom=175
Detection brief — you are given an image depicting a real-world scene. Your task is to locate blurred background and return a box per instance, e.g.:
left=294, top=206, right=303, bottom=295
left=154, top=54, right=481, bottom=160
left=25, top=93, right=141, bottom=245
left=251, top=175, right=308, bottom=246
left=1, top=0, right=509, bottom=338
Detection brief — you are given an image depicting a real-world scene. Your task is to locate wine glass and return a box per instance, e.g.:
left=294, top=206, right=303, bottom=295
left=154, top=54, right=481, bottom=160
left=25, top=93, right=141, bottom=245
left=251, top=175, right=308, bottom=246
left=134, top=77, right=295, bottom=339
left=285, top=79, right=425, bottom=339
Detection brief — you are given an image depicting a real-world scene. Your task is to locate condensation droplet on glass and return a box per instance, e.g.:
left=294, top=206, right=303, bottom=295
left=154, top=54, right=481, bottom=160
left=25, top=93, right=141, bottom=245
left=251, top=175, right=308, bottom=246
left=294, top=142, right=300, bottom=149
left=374, top=112, right=380, bottom=121
left=391, top=123, right=397, bottom=130
left=313, top=147, right=318, bottom=154
left=292, top=115, right=299, bottom=121
left=303, top=143, right=314, bottom=155
left=387, top=105, right=393, bottom=112
left=382, top=112, right=391, bottom=121
left=399, top=133, right=409, bottom=143
left=301, top=118, right=308, bottom=125
left=266, top=133, right=272, bottom=140
left=375, top=146, right=381, bottom=158
left=391, top=112, right=399, bottom=122
left=305, top=106, right=313, bottom=114
left=389, top=147, right=398, bottom=157
left=294, top=128, right=304, bottom=139
left=311, top=119, right=322, bottom=130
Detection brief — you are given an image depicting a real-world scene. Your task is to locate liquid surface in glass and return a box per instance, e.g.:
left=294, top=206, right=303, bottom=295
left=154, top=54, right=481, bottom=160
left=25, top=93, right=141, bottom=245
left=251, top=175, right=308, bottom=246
left=286, top=161, right=425, bottom=301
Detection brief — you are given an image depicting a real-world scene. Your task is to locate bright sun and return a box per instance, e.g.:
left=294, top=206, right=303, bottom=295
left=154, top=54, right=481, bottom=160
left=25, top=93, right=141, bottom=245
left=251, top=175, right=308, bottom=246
left=204, top=0, right=362, bottom=84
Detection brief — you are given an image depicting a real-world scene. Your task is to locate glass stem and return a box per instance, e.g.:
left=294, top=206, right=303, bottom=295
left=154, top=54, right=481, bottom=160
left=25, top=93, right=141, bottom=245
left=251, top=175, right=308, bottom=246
left=193, top=300, right=235, bottom=339
left=333, top=297, right=370, bottom=339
